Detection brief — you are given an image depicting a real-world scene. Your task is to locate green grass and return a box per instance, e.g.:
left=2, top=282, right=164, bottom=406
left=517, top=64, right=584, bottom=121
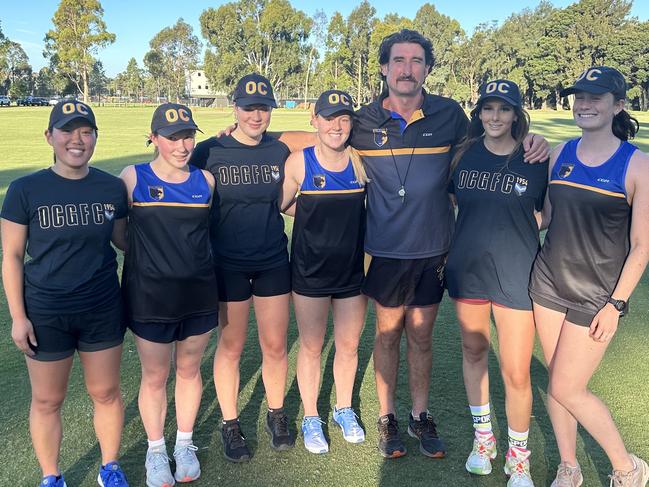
left=1, top=106, right=649, bottom=486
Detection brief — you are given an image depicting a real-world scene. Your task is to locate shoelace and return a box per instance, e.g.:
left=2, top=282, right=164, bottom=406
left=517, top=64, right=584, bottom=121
left=303, top=417, right=326, bottom=438
left=225, top=424, right=247, bottom=449
left=555, top=463, right=579, bottom=487
left=102, top=468, right=126, bottom=486
left=270, top=412, right=290, bottom=436
left=379, top=418, right=399, bottom=439
left=609, top=469, right=632, bottom=487
left=416, top=415, right=439, bottom=437
left=338, top=408, right=362, bottom=432
left=148, top=450, right=171, bottom=471
left=174, top=443, right=198, bottom=462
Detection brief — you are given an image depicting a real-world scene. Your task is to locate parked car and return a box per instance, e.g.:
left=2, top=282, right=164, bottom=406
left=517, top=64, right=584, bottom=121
left=16, top=96, right=49, bottom=106
left=0, top=95, right=10, bottom=106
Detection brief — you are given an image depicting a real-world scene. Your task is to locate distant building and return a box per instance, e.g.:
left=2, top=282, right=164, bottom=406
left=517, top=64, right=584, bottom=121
left=186, top=70, right=229, bottom=107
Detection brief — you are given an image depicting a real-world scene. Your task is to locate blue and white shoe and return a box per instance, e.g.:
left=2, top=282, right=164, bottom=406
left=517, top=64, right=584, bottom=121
left=301, top=416, right=329, bottom=454
left=98, top=461, right=129, bottom=486
left=333, top=406, right=365, bottom=443
left=145, top=447, right=175, bottom=487
left=39, top=475, right=66, bottom=487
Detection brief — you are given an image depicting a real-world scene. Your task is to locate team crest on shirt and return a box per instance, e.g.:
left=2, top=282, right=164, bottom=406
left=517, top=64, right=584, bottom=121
left=149, top=185, right=164, bottom=200
left=514, top=177, right=528, bottom=196
left=558, top=163, right=574, bottom=179
left=271, top=165, right=281, bottom=182
left=313, top=174, right=326, bottom=189
left=373, top=128, right=388, bottom=147
left=104, top=203, right=115, bottom=221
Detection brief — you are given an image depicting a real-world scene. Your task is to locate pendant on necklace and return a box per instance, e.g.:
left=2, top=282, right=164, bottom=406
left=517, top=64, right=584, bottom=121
left=398, top=185, right=406, bottom=202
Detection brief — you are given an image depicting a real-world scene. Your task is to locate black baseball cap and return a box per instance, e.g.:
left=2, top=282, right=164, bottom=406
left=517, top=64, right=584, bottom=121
left=477, top=79, right=521, bottom=107
left=151, top=103, right=201, bottom=137
left=48, top=99, right=97, bottom=130
left=315, top=90, right=355, bottom=117
left=233, top=73, right=277, bottom=108
left=560, top=66, right=626, bottom=98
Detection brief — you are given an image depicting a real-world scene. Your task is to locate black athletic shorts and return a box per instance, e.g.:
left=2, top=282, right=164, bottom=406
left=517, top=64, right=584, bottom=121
left=27, top=300, right=125, bottom=362
left=362, top=255, right=446, bottom=308
left=130, top=312, right=218, bottom=343
left=530, top=292, right=598, bottom=327
left=293, top=288, right=361, bottom=300
left=216, top=264, right=291, bottom=302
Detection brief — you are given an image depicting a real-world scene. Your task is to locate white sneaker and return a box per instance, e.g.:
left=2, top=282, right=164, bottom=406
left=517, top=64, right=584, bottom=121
left=504, top=447, right=534, bottom=487
left=465, top=433, right=497, bottom=475
left=551, top=461, right=583, bottom=487
left=173, top=442, right=200, bottom=482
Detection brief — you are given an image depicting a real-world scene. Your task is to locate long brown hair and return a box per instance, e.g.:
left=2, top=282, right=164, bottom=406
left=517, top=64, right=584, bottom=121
left=450, top=100, right=531, bottom=177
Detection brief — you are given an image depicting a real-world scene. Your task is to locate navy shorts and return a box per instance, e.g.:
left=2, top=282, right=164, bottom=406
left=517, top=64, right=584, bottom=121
left=27, top=300, right=125, bottom=362
left=293, top=288, right=361, bottom=299
left=216, top=264, right=291, bottom=302
left=362, top=255, right=446, bottom=307
left=130, top=312, right=218, bottom=343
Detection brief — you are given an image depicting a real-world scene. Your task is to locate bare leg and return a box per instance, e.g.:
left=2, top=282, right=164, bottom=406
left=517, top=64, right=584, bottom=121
left=254, top=293, right=290, bottom=409
left=455, top=302, right=492, bottom=407
left=373, top=303, right=405, bottom=416
left=26, top=356, right=73, bottom=477
left=293, top=293, right=330, bottom=417
left=492, top=306, right=535, bottom=433
left=549, top=321, right=633, bottom=471
left=135, top=338, right=173, bottom=440
left=404, top=305, right=439, bottom=416
left=174, top=331, right=212, bottom=432
left=332, top=295, right=368, bottom=408
left=80, top=346, right=125, bottom=464
left=534, top=303, right=579, bottom=465
left=213, top=300, right=251, bottom=420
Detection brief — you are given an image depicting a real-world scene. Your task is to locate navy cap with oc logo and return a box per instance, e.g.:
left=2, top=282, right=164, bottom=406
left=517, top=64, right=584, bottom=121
left=233, top=73, right=277, bottom=108
left=151, top=103, right=202, bottom=137
left=560, top=66, right=626, bottom=99
left=315, top=90, right=355, bottom=117
left=49, top=99, right=97, bottom=130
left=477, top=79, right=522, bottom=107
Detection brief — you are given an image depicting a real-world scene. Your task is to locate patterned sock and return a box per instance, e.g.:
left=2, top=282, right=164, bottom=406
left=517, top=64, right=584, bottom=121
left=176, top=430, right=193, bottom=447
left=469, top=403, right=493, bottom=435
left=508, top=427, right=529, bottom=450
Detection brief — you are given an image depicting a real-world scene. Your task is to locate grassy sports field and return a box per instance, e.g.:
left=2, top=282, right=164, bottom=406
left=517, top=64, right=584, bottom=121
left=1, top=106, right=648, bottom=486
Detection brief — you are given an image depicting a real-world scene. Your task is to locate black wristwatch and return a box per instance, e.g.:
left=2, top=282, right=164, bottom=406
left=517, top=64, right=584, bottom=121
left=607, top=297, right=628, bottom=316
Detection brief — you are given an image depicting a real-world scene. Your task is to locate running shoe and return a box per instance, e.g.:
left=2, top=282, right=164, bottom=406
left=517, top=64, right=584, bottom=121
left=465, top=433, right=497, bottom=475
left=221, top=419, right=251, bottom=463
left=39, top=475, right=66, bottom=487
left=550, top=461, right=583, bottom=487
left=407, top=412, right=446, bottom=458
left=377, top=413, right=406, bottom=458
left=97, top=462, right=129, bottom=486
left=608, top=454, right=649, bottom=487
left=504, top=447, right=534, bottom=487
left=265, top=409, right=295, bottom=451
left=145, top=448, right=175, bottom=487
left=301, top=416, right=329, bottom=454
left=333, top=407, right=365, bottom=443
left=173, top=443, right=200, bottom=482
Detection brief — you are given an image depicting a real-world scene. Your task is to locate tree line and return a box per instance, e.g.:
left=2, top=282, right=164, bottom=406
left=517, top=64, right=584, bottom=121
left=2, top=0, right=649, bottom=109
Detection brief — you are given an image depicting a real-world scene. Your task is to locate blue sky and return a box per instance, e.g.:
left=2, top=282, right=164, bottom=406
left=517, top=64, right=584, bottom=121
left=3, top=0, right=648, bottom=77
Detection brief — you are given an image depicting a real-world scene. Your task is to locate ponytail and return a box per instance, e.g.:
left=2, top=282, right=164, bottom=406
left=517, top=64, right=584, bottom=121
left=349, top=147, right=369, bottom=185
left=612, top=109, right=639, bottom=141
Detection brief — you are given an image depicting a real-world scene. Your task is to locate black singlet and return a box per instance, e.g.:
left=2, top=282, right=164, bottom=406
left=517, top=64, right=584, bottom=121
left=291, top=146, right=366, bottom=295
left=190, top=134, right=290, bottom=271
left=121, top=163, right=218, bottom=322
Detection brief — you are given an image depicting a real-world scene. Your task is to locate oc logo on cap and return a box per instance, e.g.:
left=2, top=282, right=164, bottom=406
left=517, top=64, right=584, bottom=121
left=327, top=92, right=351, bottom=105
left=576, top=68, right=602, bottom=82
left=164, top=108, right=191, bottom=123
left=61, top=102, right=90, bottom=115
left=485, top=81, right=511, bottom=94
left=245, top=81, right=269, bottom=95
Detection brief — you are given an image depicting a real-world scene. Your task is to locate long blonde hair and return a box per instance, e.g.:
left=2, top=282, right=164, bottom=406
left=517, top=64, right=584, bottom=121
left=349, top=147, right=369, bottom=185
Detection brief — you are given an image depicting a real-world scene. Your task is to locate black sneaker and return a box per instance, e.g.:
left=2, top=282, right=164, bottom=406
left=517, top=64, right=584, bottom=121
left=265, top=409, right=295, bottom=451
left=407, top=411, right=446, bottom=458
left=221, top=419, right=251, bottom=462
left=377, top=413, right=406, bottom=458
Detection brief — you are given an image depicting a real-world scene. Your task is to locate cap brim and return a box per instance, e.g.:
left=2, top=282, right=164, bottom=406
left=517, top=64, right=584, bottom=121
left=560, top=84, right=611, bottom=97
left=235, top=96, right=277, bottom=108
left=315, top=107, right=355, bottom=117
left=157, top=123, right=202, bottom=136
left=478, top=93, right=520, bottom=107
left=53, top=115, right=97, bottom=130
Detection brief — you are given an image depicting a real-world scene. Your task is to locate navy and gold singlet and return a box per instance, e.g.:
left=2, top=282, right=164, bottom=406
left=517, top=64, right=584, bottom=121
left=291, top=146, right=366, bottom=296
left=530, top=138, right=636, bottom=315
left=122, top=163, right=218, bottom=322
